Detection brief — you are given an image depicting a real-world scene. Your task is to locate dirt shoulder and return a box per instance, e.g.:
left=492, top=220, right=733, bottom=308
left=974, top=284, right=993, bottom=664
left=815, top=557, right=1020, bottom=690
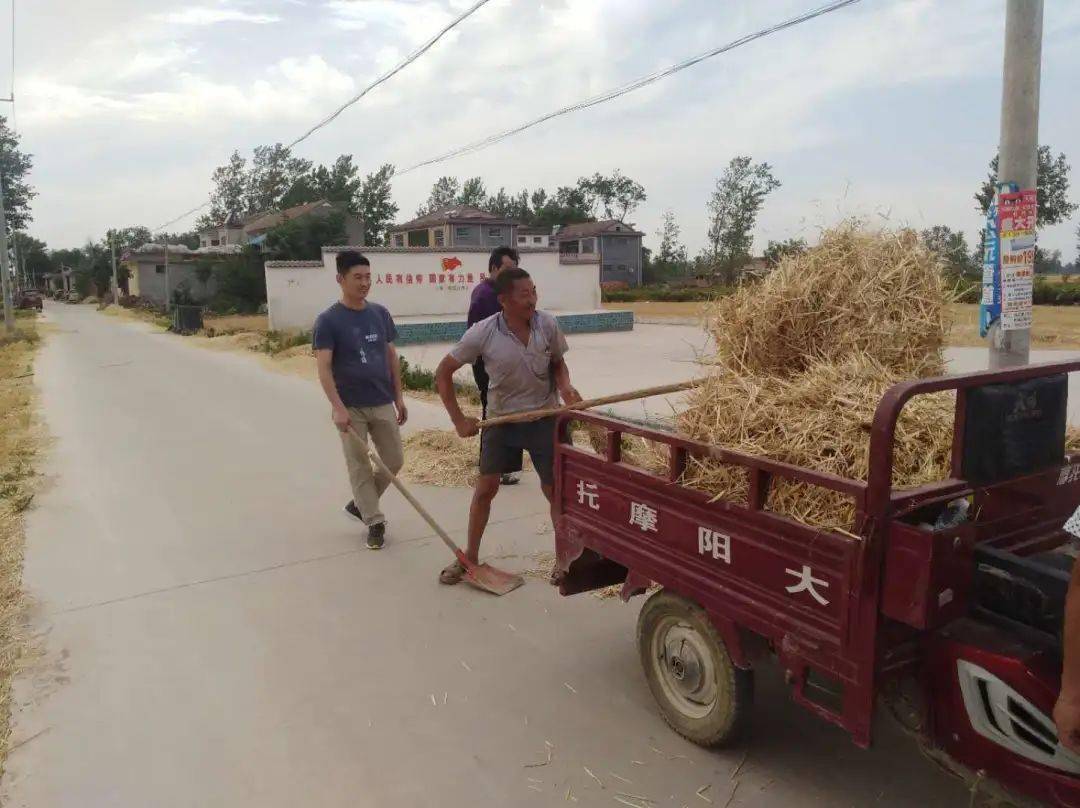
left=0, top=316, right=43, bottom=772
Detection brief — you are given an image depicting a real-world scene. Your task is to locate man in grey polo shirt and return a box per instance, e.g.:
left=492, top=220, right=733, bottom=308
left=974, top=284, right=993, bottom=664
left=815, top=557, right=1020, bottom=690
left=435, top=267, right=581, bottom=585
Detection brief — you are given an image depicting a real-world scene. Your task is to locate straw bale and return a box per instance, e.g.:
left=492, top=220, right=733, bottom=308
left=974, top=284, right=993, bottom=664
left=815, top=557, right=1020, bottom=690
left=676, top=223, right=958, bottom=530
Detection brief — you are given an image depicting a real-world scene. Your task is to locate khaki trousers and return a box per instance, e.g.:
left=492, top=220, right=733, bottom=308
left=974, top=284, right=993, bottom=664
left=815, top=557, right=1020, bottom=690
left=339, top=404, right=404, bottom=526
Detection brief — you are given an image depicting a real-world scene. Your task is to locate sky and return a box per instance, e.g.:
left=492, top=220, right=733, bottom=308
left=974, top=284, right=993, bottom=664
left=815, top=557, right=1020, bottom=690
left=5, top=0, right=1080, bottom=261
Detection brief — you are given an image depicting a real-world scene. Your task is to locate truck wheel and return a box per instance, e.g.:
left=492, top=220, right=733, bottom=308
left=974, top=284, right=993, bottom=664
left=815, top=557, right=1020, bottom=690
left=637, top=589, right=752, bottom=747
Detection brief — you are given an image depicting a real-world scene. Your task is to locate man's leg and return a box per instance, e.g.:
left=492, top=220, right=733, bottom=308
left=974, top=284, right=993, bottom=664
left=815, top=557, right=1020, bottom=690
left=465, top=474, right=501, bottom=564
left=366, top=403, right=404, bottom=498
left=339, top=409, right=384, bottom=526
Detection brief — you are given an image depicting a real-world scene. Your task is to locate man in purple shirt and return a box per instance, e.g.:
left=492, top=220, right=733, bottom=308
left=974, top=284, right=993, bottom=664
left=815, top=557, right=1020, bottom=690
left=468, top=246, right=521, bottom=485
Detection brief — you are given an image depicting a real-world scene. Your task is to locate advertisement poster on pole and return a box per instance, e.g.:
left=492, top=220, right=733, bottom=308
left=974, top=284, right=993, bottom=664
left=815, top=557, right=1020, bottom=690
left=998, top=188, right=1036, bottom=331
left=979, top=198, right=1000, bottom=337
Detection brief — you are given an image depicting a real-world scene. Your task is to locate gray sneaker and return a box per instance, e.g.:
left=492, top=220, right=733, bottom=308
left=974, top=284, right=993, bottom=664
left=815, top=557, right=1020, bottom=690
left=367, top=522, right=386, bottom=550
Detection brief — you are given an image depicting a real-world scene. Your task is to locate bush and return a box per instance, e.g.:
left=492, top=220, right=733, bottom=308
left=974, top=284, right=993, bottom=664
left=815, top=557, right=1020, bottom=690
left=261, top=330, right=312, bottom=354
left=398, top=356, right=479, bottom=404
left=602, top=285, right=731, bottom=303
left=207, top=248, right=266, bottom=314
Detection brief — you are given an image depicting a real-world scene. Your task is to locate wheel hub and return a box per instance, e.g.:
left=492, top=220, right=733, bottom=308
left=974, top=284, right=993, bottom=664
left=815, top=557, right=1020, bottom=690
left=652, top=621, right=717, bottom=719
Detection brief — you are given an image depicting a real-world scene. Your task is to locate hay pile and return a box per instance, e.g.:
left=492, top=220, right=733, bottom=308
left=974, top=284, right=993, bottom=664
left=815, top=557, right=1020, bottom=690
left=676, top=224, right=957, bottom=530
left=400, top=429, right=483, bottom=486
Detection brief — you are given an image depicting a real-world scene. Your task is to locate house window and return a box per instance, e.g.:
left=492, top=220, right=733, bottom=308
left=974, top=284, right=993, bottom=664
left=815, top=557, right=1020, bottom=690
left=488, top=227, right=502, bottom=238
left=455, top=226, right=471, bottom=240
left=393, top=234, right=405, bottom=247
left=581, top=238, right=596, bottom=253
left=517, top=236, right=526, bottom=245
left=533, top=236, right=542, bottom=244
left=155, top=265, right=166, bottom=274
left=211, top=239, right=220, bottom=247
left=618, top=264, right=628, bottom=272
left=434, top=229, right=445, bottom=247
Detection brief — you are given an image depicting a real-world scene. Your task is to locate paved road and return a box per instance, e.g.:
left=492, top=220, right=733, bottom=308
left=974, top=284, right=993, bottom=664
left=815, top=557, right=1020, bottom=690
left=3, top=305, right=967, bottom=807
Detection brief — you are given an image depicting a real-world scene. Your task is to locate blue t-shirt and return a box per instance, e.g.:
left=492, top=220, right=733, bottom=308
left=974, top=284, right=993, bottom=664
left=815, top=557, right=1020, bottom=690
left=312, top=301, right=398, bottom=408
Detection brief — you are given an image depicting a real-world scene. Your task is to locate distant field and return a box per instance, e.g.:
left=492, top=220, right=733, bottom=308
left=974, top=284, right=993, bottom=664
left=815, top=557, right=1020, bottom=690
left=604, top=301, right=1080, bottom=350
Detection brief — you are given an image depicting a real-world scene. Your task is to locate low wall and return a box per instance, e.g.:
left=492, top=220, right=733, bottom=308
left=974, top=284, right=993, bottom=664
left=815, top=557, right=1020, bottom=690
left=265, top=247, right=601, bottom=332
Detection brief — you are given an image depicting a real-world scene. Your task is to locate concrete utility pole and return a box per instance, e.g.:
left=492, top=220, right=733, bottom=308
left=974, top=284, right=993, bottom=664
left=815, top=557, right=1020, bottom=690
left=990, top=0, right=1043, bottom=369
left=0, top=175, right=15, bottom=334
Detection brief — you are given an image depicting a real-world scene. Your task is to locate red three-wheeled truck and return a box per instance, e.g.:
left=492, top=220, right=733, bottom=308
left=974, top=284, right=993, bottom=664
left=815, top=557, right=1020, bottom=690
left=553, top=360, right=1080, bottom=807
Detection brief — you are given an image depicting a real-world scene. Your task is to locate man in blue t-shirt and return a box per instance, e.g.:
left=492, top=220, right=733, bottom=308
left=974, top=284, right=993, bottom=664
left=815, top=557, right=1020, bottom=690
left=313, top=251, right=407, bottom=549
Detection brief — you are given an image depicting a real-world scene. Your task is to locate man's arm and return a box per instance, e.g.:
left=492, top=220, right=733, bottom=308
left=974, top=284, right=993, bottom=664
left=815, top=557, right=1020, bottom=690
left=436, top=354, right=479, bottom=437
left=1056, top=560, right=1080, bottom=751
left=316, top=349, right=350, bottom=432
left=551, top=356, right=581, bottom=405
left=386, top=342, right=408, bottom=425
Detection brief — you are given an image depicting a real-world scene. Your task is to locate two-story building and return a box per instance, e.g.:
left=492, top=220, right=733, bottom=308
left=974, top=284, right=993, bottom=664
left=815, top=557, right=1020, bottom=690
left=198, top=211, right=246, bottom=250
left=553, top=220, right=644, bottom=287
left=517, top=225, right=552, bottom=249
left=388, top=206, right=517, bottom=249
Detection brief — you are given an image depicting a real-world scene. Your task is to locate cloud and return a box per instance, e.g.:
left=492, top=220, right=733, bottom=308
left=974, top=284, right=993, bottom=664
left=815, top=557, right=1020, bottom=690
left=21, top=55, right=355, bottom=127
left=160, top=6, right=281, bottom=25
left=119, top=44, right=198, bottom=79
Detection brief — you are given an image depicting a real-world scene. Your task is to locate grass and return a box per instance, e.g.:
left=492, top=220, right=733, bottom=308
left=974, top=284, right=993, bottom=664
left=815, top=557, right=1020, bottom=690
left=203, top=314, right=269, bottom=335
left=0, top=317, right=42, bottom=773
left=949, top=303, right=1080, bottom=349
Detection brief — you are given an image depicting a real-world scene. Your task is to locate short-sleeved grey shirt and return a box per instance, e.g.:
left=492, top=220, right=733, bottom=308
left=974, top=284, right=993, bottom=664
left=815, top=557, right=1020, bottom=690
left=450, top=311, right=568, bottom=417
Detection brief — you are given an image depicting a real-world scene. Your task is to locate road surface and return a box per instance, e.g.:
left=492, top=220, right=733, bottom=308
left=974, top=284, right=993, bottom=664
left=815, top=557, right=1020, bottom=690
left=3, top=304, right=969, bottom=807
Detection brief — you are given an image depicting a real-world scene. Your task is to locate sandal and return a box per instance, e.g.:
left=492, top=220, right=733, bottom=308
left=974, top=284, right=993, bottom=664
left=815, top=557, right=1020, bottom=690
left=439, top=560, right=467, bottom=585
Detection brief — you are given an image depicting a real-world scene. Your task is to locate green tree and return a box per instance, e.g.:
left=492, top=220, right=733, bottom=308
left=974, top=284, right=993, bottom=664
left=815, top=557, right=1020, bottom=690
left=0, top=115, right=36, bottom=234
left=263, top=211, right=347, bottom=260
left=458, top=177, right=487, bottom=207
left=1036, top=248, right=1064, bottom=275
left=578, top=170, right=646, bottom=221
left=656, top=209, right=687, bottom=265
left=763, top=237, right=807, bottom=267
left=975, top=146, right=1077, bottom=227
left=161, top=230, right=201, bottom=250
left=919, top=226, right=977, bottom=278
left=357, top=164, right=398, bottom=246
left=246, top=143, right=312, bottom=214
left=282, top=154, right=362, bottom=211
left=485, top=187, right=530, bottom=221
left=11, top=233, right=54, bottom=286
left=705, top=156, right=781, bottom=283
left=203, top=150, right=248, bottom=227
left=417, top=176, right=461, bottom=216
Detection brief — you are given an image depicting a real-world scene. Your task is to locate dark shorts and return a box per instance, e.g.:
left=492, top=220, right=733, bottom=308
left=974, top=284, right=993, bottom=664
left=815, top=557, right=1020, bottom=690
left=479, top=417, right=556, bottom=487
left=472, top=360, right=522, bottom=474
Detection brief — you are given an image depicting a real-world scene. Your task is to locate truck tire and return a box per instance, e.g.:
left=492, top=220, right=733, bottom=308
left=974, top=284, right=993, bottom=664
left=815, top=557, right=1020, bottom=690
left=637, top=589, right=752, bottom=747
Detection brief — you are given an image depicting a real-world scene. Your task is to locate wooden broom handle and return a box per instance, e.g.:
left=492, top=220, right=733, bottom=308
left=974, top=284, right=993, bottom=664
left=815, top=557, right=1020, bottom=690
left=475, top=379, right=704, bottom=429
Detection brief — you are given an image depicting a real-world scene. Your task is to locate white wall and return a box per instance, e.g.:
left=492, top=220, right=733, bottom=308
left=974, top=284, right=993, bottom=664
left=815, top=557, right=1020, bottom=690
left=265, top=248, right=601, bottom=332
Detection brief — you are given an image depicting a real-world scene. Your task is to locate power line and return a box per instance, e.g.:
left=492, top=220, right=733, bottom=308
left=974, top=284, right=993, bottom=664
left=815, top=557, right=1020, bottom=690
left=399, top=0, right=862, bottom=175
left=152, top=0, right=494, bottom=232
left=286, top=0, right=493, bottom=150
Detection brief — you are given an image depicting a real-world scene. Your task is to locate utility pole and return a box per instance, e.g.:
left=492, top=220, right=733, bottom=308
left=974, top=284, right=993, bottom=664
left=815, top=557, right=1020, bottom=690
left=990, top=0, right=1042, bottom=369
left=109, top=233, right=120, bottom=305
left=0, top=174, right=15, bottom=334
left=163, top=237, right=171, bottom=311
